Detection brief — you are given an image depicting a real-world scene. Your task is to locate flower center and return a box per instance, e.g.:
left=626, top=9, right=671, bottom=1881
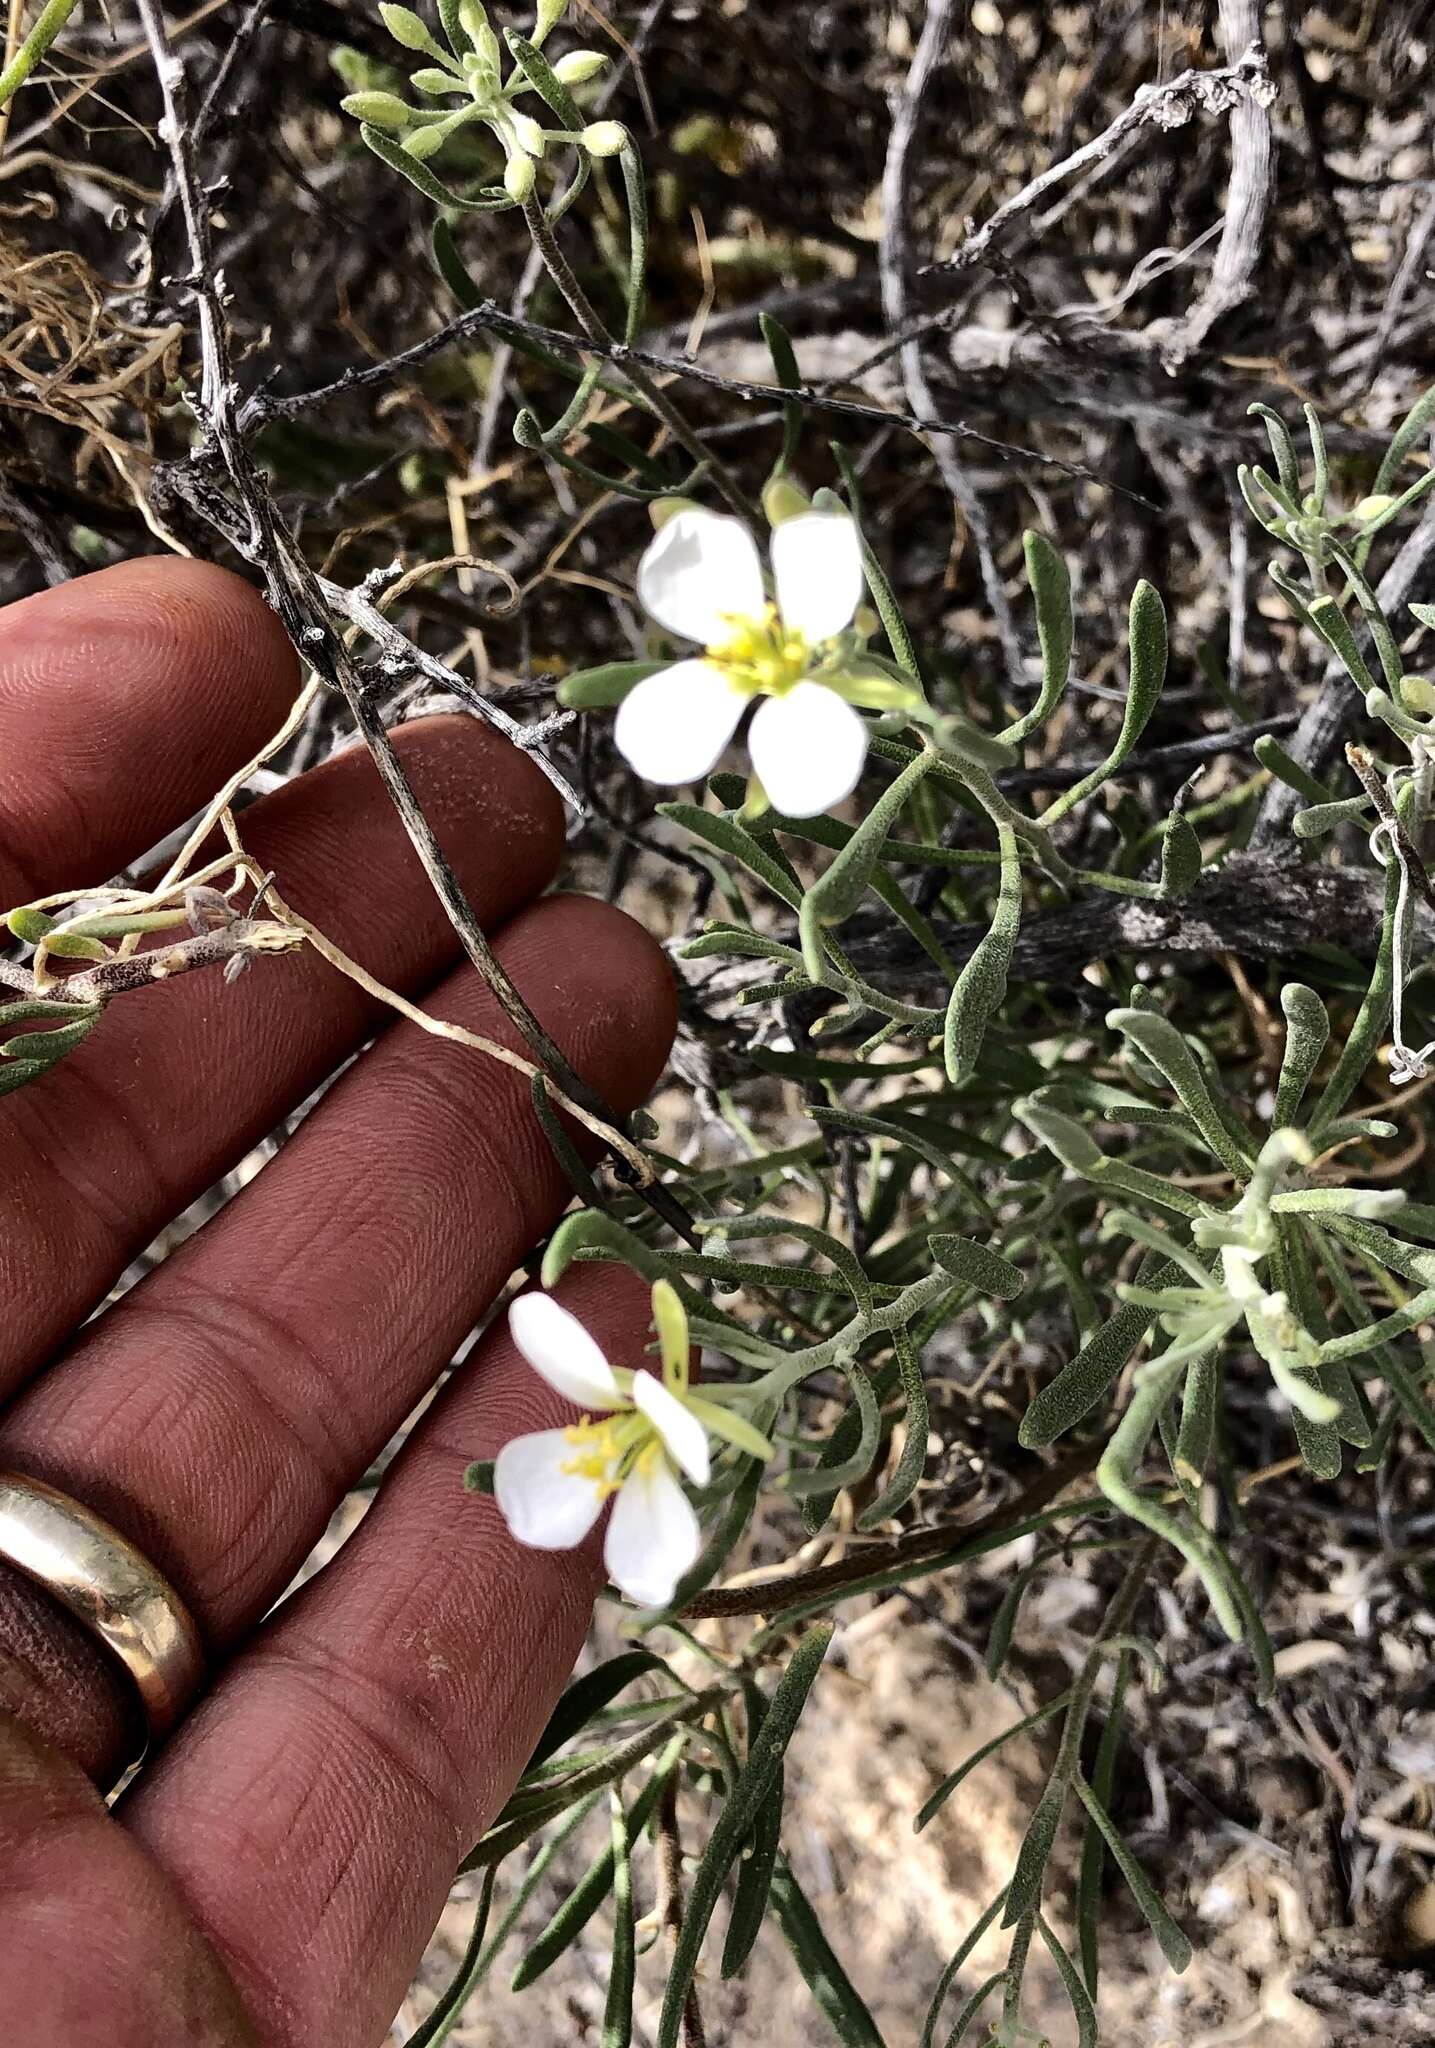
left=559, top=1412, right=652, bottom=1499
left=707, top=603, right=810, bottom=697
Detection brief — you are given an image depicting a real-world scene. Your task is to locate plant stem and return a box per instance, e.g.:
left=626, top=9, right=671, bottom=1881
left=520, top=193, right=759, bottom=524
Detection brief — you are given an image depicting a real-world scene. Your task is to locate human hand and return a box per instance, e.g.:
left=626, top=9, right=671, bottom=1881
left=0, top=558, right=676, bottom=2045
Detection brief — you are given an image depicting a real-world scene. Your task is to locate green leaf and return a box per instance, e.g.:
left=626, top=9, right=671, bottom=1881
left=510, top=1745, right=682, bottom=1989
left=437, top=0, right=472, bottom=55
left=1105, top=1007, right=1252, bottom=1176
left=943, top=822, right=1020, bottom=1084
left=722, top=1681, right=784, bottom=1978
left=658, top=1627, right=835, bottom=2048
left=855, top=1326, right=930, bottom=1528
left=1310, top=853, right=1400, bottom=1134
left=914, top=1691, right=1071, bottom=1834
left=791, top=1360, right=881, bottom=1504
left=1019, top=1280, right=1170, bottom=1448
left=769, top=1857, right=887, bottom=2048
left=1292, top=791, right=1373, bottom=838
left=405, top=1868, right=498, bottom=2048
left=6, top=906, right=54, bottom=941
left=1004, top=1772, right=1067, bottom=1926
left=616, top=134, right=648, bottom=344
left=928, top=1232, right=1023, bottom=1301
left=1253, top=733, right=1336, bottom=806
left=1158, top=806, right=1201, bottom=899
left=1044, top=579, right=1167, bottom=821
left=601, top=1796, right=635, bottom=2048
left=920, top=1894, right=1008, bottom=2048
left=660, top=801, right=804, bottom=908
left=700, top=1213, right=872, bottom=1312
left=504, top=27, right=583, bottom=124
left=760, top=312, right=804, bottom=478
left=1000, top=530, right=1072, bottom=745
left=1077, top=1650, right=1129, bottom=1997
left=1248, top=401, right=1301, bottom=500
left=1039, top=1910, right=1099, bottom=2048
left=1272, top=984, right=1330, bottom=1128
left=1372, top=382, right=1435, bottom=499
left=530, top=1073, right=603, bottom=1205
left=1072, top=1771, right=1193, bottom=1972
left=361, top=122, right=510, bottom=209
left=528, top=1651, right=665, bottom=1772
left=799, top=750, right=934, bottom=979
left=829, top=450, right=922, bottom=686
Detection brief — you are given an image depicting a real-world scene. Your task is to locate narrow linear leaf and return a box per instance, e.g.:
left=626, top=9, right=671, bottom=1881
left=1044, top=579, right=1167, bottom=820
left=601, top=1796, right=635, bottom=2048
left=1072, top=1771, right=1193, bottom=1972
left=856, top=1327, right=930, bottom=1528
left=914, top=1691, right=1072, bottom=1834
left=760, top=312, right=804, bottom=476
left=769, top=1856, right=887, bottom=2048
left=657, top=1626, right=835, bottom=2048
left=799, top=750, right=934, bottom=978
left=929, top=1232, right=1024, bottom=1301
left=944, top=822, right=1020, bottom=1084
left=1000, top=530, right=1072, bottom=746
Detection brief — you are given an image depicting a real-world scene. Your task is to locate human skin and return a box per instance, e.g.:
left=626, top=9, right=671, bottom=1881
left=0, top=558, right=678, bottom=2045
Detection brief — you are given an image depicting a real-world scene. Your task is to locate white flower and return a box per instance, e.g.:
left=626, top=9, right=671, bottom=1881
left=493, top=1282, right=771, bottom=1609
left=615, top=506, right=877, bottom=816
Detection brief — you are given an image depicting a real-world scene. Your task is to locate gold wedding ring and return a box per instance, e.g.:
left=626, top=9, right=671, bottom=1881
left=0, top=1471, right=204, bottom=1749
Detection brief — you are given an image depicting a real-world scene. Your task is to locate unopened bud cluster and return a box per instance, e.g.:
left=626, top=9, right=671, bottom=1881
left=339, top=0, right=625, bottom=205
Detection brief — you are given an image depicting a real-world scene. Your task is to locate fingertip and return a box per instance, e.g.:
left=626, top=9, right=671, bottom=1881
left=0, top=557, right=299, bottom=902
left=388, top=714, right=569, bottom=903
left=503, top=892, right=678, bottom=1113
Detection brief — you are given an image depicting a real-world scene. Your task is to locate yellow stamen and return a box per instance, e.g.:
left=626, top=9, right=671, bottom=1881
left=707, top=602, right=812, bottom=697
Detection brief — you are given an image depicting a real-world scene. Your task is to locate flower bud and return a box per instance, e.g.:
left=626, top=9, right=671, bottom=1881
left=458, top=0, right=490, bottom=46
left=340, top=90, right=415, bottom=131
left=553, top=48, right=606, bottom=83
left=379, top=3, right=436, bottom=51
left=1400, top=674, right=1435, bottom=716
left=510, top=109, right=546, bottom=156
left=649, top=495, right=701, bottom=532
left=533, top=0, right=567, bottom=43
left=504, top=151, right=536, bottom=202
left=403, top=123, right=448, bottom=159
left=580, top=119, right=626, bottom=157
left=762, top=475, right=810, bottom=526
left=1350, top=492, right=1396, bottom=524
left=411, top=67, right=465, bottom=94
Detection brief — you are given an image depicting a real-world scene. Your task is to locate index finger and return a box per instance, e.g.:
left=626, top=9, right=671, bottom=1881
left=0, top=558, right=298, bottom=906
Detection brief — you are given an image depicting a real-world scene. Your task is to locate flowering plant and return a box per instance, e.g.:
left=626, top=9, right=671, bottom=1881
left=613, top=503, right=920, bottom=817
left=494, top=1282, right=771, bottom=1609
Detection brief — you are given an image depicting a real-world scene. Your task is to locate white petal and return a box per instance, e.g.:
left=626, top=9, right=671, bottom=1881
left=747, top=682, right=868, bottom=817
left=613, top=659, right=745, bottom=787
left=494, top=1430, right=605, bottom=1550
left=507, top=1293, right=620, bottom=1410
left=603, top=1459, right=702, bottom=1607
left=637, top=509, right=764, bottom=645
left=631, top=1370, right=711, bottom=1485
left=771, top=512, right=863, bottom=643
